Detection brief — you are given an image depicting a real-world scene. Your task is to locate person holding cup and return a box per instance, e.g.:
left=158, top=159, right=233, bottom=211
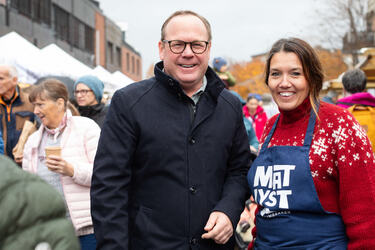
left=22, top=78, right=100, bottom=250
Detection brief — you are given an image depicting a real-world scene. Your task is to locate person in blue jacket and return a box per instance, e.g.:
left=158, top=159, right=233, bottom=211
left=0, top=130, right=4, bottom=154
left=230, top=90, right=259, bottom=154
left=91, top=10, right=251, bottom=250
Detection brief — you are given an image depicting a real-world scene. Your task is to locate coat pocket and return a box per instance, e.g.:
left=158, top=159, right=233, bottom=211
left=130, top=205, right=153, bottom=249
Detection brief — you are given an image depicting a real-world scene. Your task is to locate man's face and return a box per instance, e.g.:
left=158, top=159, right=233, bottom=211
left=158, top=15, right=211, bottom=92
left=0, top=66, right=17, bottom=99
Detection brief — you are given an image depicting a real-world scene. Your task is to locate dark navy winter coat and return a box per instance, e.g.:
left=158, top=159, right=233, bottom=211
left=91, top=61, right=251, bottom=249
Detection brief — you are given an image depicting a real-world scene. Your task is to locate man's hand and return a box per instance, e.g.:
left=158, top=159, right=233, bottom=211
left=201, top=211, right=233, bottom=244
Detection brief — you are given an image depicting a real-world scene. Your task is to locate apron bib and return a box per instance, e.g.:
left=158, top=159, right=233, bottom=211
left=247, top=108, right=348, bottom=249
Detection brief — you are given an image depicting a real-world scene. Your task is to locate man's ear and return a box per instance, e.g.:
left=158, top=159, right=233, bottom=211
left=12, top=76, right=18, bottom=86
left=158, top=40, right=165, bottom=60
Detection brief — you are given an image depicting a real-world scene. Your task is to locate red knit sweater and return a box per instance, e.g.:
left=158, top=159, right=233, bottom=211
left=256, top=98, right=375, bottom=249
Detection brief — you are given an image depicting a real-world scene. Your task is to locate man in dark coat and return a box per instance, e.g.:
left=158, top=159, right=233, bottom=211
left=91, top=10, right=251, bottom=250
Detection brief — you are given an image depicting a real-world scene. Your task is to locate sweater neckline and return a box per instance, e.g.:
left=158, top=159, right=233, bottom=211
left=278, top=98, right=311, bottom=127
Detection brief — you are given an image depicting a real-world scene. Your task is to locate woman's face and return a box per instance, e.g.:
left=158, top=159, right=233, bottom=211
left=33, top=95, right=65, bottom=129
left=246, top=98, right=259, bottom=114
left=268, top=51, right=309, bottom=111
left=75, top=83, right=98, bottom=106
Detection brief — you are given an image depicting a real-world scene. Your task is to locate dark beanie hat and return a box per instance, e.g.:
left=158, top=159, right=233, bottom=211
left=213, top=57, right=227, bottom=71
left=74, top=75, right=104, bottom=103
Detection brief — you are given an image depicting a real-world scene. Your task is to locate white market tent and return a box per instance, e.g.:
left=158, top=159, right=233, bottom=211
left=0, top=32, right=52, bottom=83
left=112, top=70, right=133, bottom=88
left=40, top=44, right=93, bottom=80
left=0, top=32, right=135, bottom=94
left=92, top=66, right=121, bottom=92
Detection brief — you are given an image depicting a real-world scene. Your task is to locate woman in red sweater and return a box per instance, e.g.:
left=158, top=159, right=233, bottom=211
left=247, top=38, right=375, bottom=249
left=243, top=94, right=268, bottom=140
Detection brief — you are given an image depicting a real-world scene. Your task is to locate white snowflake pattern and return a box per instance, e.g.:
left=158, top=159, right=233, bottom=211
left=309, top=159, right=313, bottom=165
left=351, top=141, right=356, bottom=147
left=327, top=138, right=333, bottom=144
left=331, top=149, right=336, bottom=155
left=327, top=167, right=333, bottom=175
left=339, top=155, right=346, bottom=162
left=328, top=123, right=333, bottom=128
left=319, top=128, right=325, bottom=134
left=338, top=117, right=345, bottom=123
left=321, top=154, right=328, bottom=161
left=346, top=114, right=353, bottom=121
left=367, top=152, right=371, bottom=158
left=293, top=142, right=298, bottom=146
left=332, top=126, right=349, bottom=144
left=353, top=153, right=360, bottom=161
left=311, top=170, right=319, bottom=177
left=352, top=123, right=367, bottom=140
left=312, top=137, right=329, bottom=155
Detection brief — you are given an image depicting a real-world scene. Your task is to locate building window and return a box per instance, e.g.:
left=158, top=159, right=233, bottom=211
left=70, top=16, right=80, bottom=48
left=85, top=25, right=94, bottom=53
left=11, top=0, right=32, bottom=17
left=53, top=4, right=69, bottom=42
left=116, top=47, right=121, bottom=67
left=32, top=0, right=51, bottom=25
left=126, top=53, right=130, bottom=72
left=107, top=41, right=113, bottom=64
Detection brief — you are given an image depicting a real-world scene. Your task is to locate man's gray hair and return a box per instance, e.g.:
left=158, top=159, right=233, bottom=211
left=342, top=69, right=367, bottom=94
left=0, top=64, right=18, bottom=78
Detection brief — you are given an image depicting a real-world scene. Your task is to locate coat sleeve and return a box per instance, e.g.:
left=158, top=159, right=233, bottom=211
left=213, top=101, right=252, bottom=229
left=70, top=121, right=100, bottom=187
left=90, top=91, right=137, bottom=249
left=336, top=112, right=375, bottom=249
left=22, top=134, right=34, bottom=172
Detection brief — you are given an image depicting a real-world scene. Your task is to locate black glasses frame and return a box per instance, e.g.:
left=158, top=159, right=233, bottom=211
left=162, top=40, right=209, bottom=54
left=74, top=89, right=93, bottom=96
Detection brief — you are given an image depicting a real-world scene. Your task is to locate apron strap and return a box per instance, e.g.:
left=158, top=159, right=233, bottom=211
left=303, top=103, right=319, bottom=147
left=260, top=102, right=320, bottom=152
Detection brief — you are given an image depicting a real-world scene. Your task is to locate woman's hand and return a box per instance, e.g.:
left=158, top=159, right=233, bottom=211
left=46, top=155, right=74, bottom=177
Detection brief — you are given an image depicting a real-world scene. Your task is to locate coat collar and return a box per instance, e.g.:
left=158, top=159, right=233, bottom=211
left=154, top=61, right=224, bottom=102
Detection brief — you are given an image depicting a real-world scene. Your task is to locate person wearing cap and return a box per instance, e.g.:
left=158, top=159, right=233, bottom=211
left=243, top=93, right=268, bottom=140
left=74, top=75, right=108, bottom=128
left=213, top=57, right=236, bottom=88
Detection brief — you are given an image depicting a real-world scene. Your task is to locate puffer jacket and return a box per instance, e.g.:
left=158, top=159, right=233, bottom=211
left=0, top=154, right=79, bottom=250
left=23, top=110, right=100, bottom=234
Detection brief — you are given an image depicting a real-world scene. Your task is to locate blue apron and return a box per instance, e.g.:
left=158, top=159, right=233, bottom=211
left=247, top=109, right=348, bottom=249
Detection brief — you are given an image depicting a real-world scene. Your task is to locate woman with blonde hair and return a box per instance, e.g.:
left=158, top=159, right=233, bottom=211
left=22, top=78, right=100, bottom=250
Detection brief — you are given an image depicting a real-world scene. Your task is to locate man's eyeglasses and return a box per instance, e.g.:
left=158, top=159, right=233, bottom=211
left=74, top=89, right=92, bottom=96
left=162, top=40, right=209, bottom=54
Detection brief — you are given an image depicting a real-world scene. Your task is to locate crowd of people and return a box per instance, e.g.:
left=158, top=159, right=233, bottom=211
left=0, top=9, right=374, bottom=250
